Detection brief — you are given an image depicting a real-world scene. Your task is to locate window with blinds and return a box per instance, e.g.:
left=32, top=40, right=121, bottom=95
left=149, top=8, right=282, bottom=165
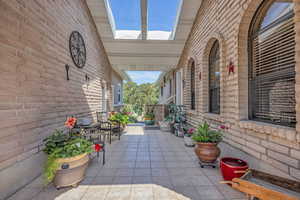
left=209, top=41, right=220, bottom=114
left=190, top=59, right=196, bottom=110
left=249, top=1, right=296, bottom=127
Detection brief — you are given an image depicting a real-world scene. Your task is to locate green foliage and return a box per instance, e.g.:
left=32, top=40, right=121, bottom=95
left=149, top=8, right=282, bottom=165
left=43, top=130, right=68, bottom=155
left=144, top=112, right=155, bottom=119
left=43, top=131, right=93, bottom=184
left=123, top=81, right=159, bottom=116
left=109, top=112, right=130, bottom=126
left=164, top=115, right=173, bottom=122
left=121, top=105, right=138, bottom=123
left=192, top=122, right=223, bottom=143
left=166, top=104, right=186, bottom=123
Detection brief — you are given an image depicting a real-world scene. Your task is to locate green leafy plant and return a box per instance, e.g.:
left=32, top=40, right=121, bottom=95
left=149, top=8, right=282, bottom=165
left=43, top=131, right=93, bottom=184
left=192, top=122, right=223, bottom=143
left=144, top=112, right=154, bottom=120
left=43, top=130, right=68, bottom=155
left=109, top=112, right=130, bottom=126
left=164, top=115, right=173, bottom=123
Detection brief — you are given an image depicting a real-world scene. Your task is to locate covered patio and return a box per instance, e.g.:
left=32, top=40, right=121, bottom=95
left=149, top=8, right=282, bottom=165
left=8, top=125, right=245, bottom=200
left=1, top=0, right=300, bottom=199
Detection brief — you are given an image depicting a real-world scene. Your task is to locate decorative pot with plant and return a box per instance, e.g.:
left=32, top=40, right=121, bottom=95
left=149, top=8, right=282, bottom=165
left=109, top=112, right=130, bottom=131
left=144, top=112, right=155, bottom=125
left=159, top=115, right=172, bottom=132
left=192, top=122, right=223, bottom=164
left=184, top=127, right=195, bottom=147
left=43, top=117, right=93, bottom=189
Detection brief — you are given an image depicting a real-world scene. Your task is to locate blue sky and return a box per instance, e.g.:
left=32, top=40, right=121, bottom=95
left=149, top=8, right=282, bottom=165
left=126, top=71, right=161, bottom=84
left=108, top=0, right=181, bottom=31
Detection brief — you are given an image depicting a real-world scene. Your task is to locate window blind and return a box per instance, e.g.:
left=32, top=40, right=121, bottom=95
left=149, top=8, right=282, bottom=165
left=250, top=13, right=296, bottom=127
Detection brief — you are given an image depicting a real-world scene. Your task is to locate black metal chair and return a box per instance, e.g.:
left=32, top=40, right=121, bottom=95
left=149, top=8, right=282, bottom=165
left=96, top=112, right=121, bottom=144
left=80, top=127, right=105, bottom=165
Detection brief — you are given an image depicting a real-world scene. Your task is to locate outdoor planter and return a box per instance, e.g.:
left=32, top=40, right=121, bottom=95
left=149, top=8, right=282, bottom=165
left=173, top=123, right=184, bottom=137
left=192, top=122, right=224, bottom=167
left=220, top=157, right=248, bottom=181
left=184, top=135, right=195, bottom=147
left=145, top=119, right=155, bottom=125
left=195, top=142, right=220, bottom=163
left=159, top=121, right=171, bottom=132
left=43, top=117, right=94, bottom=188
left=54, top=153, right=89, bottom=189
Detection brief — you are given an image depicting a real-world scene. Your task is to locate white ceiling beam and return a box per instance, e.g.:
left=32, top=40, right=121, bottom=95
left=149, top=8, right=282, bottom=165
left=141, top=0, right=147, bottom=40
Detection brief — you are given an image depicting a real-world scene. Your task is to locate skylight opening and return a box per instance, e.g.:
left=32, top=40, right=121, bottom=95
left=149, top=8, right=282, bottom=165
left=147, top=0, right=182, bottom=40
left=107, top=0, right=141, bottom=39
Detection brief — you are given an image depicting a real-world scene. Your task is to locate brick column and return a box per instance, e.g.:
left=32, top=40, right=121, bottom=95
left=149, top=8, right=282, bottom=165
left=294, top=0, right=300, bottom=142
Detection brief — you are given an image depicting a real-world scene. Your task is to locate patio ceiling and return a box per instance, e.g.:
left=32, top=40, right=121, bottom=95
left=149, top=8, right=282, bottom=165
left=86, top=0, right=202, bottom=79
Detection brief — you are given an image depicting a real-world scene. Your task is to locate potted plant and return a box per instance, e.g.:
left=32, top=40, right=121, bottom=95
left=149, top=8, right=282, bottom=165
left=43, top=117, right=93, bottom=189
left=192, top=122, right=223, bottom=163
left=109, top=112, right=129, bottom=131
left=144, top=112, right=155, bottom=125
left=159, top=115, right=172, bottom=132
left=184, top=127, right=195, bottom=147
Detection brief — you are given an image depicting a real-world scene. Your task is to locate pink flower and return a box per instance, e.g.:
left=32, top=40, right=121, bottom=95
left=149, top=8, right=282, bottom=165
left=187, top=128, right=195, bottom=134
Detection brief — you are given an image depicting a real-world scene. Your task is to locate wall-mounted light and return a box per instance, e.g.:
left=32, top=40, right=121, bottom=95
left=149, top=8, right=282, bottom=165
left=65, top=64, right=70, bottom=80
left=85, top=74, right=90, bottom=88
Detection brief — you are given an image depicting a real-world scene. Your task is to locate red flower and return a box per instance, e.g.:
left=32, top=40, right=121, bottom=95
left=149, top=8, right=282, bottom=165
left=219, top=125, right=228, bottom=130
left=94, top=144, right=102, bottom=152
left=65, top=117, right=77, bottom=129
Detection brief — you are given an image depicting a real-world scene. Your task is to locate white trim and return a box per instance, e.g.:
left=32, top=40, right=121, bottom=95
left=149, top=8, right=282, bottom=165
left=169, top=0, right=184, bottom=40
left=103, top=0, right=117, bottom=38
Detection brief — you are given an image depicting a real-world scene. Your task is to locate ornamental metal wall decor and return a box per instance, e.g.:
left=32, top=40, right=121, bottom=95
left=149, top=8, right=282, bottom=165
left=69, top=31, right=86, bottom=68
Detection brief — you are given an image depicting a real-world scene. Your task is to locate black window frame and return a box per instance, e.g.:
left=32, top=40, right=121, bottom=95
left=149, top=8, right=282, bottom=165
left=208, top=41, right=220, bottom=114
left=190, top=59, right=196, bottom=110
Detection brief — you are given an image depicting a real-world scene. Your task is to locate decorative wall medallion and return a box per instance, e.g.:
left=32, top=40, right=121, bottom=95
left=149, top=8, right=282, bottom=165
left=228, top=61, right=235, bottom=74
left=69, top=31, right=86, bottom=68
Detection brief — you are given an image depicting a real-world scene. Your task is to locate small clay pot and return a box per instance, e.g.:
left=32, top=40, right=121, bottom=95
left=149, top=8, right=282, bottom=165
left=194, top=142, right=220, bottom=163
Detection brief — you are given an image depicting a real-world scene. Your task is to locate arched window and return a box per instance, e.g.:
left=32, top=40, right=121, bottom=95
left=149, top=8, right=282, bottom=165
left=249, top=0, right=295, bottom=127
left=209, top=41, right=220, bottom=114
left=190, top=59, right=195, bottom=110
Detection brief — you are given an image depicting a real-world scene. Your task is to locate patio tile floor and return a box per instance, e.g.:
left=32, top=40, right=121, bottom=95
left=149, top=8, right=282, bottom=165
left=8, top=126, right=247, bottom=200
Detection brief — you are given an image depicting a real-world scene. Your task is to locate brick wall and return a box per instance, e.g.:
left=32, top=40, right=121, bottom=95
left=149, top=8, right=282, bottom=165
left=177, top=0, right=300, bottom=180
left=0, top=0, right=114, bottom=198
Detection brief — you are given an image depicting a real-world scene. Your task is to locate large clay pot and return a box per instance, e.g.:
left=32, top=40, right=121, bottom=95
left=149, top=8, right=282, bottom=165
left=53, top=153, right=89, bottom=189
left=194, top=143, right=220, bottom=163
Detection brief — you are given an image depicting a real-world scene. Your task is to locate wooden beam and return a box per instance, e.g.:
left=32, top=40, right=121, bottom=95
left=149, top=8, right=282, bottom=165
left=141, top=0, right=147, bottom=40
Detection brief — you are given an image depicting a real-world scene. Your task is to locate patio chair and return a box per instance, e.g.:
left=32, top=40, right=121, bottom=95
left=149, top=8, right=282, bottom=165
left=96, top=112, right=121, bottom=144
left=80, top=127, right=106, bottom=165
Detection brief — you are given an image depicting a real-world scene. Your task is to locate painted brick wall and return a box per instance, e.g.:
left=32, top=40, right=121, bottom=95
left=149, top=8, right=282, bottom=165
left=177, top=0, right=300, bottom=180
left=0, top=0, right=114, bottom=198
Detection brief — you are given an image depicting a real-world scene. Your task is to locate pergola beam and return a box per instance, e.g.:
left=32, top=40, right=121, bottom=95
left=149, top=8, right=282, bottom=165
left=141, top=0, right=147, bottom=40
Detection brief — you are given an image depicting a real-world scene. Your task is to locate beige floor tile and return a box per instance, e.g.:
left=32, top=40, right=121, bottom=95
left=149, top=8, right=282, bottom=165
left=131, top=186, right=154, bottom=200
left=105, top=186, right=131, bottom=200
left=81, top=186, right=109, bottom=200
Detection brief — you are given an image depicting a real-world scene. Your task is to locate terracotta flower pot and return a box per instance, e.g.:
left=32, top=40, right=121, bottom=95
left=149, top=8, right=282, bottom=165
left=53, top=153, right=89, bottom=189
left=194, top=142, right=220, bottom=163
